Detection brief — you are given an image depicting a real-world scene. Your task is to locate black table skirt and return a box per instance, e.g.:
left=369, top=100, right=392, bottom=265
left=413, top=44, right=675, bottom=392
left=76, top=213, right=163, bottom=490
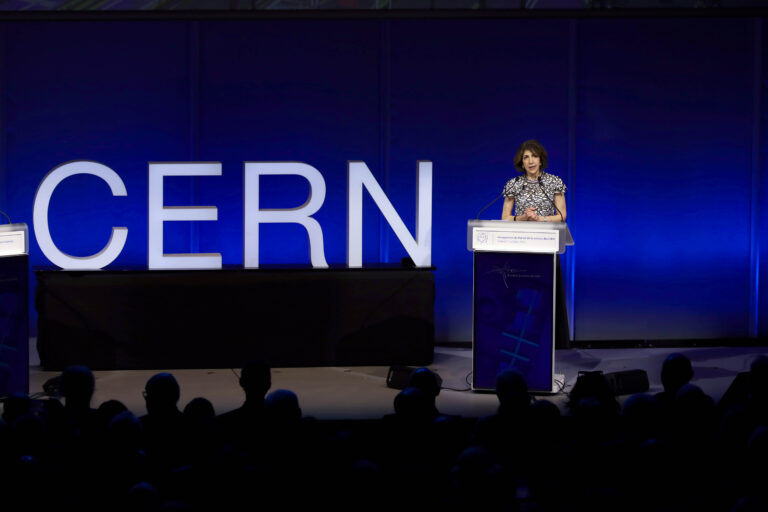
left=35, top=267, right=435, bottom=371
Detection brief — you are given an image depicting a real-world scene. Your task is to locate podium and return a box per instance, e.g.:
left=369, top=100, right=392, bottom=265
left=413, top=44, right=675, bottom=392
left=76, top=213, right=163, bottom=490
left=467, top=219, right=573, bottom=393
left=0, top=223, right=29, bottom=397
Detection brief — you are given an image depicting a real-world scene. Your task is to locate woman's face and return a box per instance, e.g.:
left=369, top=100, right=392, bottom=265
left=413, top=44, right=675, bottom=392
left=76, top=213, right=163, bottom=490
left=522, top=150, right=541, bottom=175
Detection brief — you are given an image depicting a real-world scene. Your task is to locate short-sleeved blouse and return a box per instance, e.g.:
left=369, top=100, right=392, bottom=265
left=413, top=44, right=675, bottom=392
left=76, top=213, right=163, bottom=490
left=503, top=172, right=567, bottom=217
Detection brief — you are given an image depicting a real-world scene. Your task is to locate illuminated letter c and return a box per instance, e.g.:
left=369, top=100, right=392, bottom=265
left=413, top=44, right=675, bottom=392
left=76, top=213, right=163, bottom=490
left=33, top=160, right=128, bottom=269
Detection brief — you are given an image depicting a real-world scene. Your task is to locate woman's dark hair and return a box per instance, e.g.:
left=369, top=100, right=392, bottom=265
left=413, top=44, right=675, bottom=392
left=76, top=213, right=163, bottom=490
left=513, top=139, right=548, bottom=173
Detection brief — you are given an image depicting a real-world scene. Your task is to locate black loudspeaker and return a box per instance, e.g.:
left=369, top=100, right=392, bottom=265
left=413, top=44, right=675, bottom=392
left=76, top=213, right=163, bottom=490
left=386, top=365, right=444, bottom=391
left=43, top=376, right=62, bottom=398
left=386, top=365, right=417, bottom=390
left=604, top=369, right=649, bottom=396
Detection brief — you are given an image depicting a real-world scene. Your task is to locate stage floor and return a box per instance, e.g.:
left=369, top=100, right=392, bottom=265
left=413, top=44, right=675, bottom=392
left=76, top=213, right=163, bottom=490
left=26, top=340, right=767, bottom=420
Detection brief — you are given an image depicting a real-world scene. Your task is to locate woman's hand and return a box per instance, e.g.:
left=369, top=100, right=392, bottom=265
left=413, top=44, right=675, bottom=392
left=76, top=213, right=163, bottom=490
left=523, top=208, right=538, bottom=221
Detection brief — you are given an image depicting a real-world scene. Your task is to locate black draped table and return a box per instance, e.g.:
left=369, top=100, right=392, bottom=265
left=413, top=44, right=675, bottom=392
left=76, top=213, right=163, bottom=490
left=1, top=254, right=29, bottom=394
left=35, top=266, right=435, bottom=371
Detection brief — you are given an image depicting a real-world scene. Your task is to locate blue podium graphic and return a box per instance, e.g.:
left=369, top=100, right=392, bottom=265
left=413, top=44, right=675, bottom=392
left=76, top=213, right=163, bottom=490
left=473, top=251, right=554, bottom=392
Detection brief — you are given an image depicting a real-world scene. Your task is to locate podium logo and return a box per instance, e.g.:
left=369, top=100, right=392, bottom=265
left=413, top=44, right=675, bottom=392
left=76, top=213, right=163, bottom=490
left=488, top=262, right=540, bottom=287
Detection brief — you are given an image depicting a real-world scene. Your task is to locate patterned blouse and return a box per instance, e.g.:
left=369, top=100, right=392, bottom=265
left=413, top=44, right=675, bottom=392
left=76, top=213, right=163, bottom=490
left=503, top=172, right=567, bottom=218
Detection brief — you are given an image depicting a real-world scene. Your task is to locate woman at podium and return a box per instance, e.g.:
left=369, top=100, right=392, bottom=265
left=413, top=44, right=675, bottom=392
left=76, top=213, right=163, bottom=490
left=500, top=139, right=567, bottom=223
left=500, top=139, right=570, bottom=349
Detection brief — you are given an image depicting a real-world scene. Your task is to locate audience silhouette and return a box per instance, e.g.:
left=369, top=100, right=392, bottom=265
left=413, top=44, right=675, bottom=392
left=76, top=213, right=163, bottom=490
left=216, top=360, right=271, bottom=456
left=3, top=352, right=767, bottom=511
left=471, top=368, right=532, bottom=457
left=744, top=355, right=768, bottom=426
left=654, top=352, right=694, bottom=417
left=139, top=372, right=191, bottom=477
left=264, top=388, right=302, bottom=425
left=59, top=364, right=99, bottom=438
left=1, top=391, right=31, bottom=425
left=406, top=367, right=443, bottom=419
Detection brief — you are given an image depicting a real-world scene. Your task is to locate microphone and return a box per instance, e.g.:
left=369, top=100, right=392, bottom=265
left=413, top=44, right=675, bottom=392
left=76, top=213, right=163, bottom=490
left=536, top=177, right=564, bottom=222
left=475, top=176, right=519, bottom=219
left=475, top=191, right=505, bottom=220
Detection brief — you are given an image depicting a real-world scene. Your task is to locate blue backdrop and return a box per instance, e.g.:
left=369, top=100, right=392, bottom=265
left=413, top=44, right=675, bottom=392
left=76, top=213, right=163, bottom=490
left=0, top=15, right=766, bottom=343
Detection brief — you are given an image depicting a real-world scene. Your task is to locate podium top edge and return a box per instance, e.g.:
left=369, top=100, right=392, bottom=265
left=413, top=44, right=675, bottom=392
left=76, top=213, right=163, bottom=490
left=468, top=218, right=574, bottom=248
left=468, top=219, right=570, bottom=231
left=0, top=222, right=28, bottom=231
left=468, top=219, right=568, bottom=226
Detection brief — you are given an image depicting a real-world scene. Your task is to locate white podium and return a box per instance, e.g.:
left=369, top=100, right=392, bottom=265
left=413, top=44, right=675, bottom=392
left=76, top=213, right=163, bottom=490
left=468, top=219, right=573, bottom=393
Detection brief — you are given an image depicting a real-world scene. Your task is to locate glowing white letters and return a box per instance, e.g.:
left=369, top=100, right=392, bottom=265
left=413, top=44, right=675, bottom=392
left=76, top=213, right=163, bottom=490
left=347, top=161, right=432, bottom=268
left=148, top=163, right=222, bottom=270
left=244, top=162, right=328, bottom=269
left=32, top=160, right=433, bottom=270
left=33, top=161, right=128, bottom=270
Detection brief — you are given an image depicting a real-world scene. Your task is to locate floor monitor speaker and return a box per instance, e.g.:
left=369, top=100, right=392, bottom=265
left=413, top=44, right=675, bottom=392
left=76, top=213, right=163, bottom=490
left=604, top=369, right=649, bottom=396
left=386, top=365, right=417, bottom=390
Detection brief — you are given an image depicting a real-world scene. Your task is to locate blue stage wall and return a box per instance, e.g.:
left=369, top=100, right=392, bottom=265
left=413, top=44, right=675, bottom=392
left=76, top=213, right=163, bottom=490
left=0, top=16, right=765, bottom=344
left=574, top=17, right=757, bottom=341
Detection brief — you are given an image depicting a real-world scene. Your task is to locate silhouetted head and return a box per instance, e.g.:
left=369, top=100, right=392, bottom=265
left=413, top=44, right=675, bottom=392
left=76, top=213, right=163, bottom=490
left=239, top=360, right=271, bottom=401
left=451, top=445, right=495, bottom=478
left=748, top=424, right=768, bottom=461
left=674, top=383, right=713, bottom=408
left=622, top=392, right=659, bottom=419
left=495, top=368, right=530, bottom=411
left=2, top=392, right=32, bottom=425
left=408, top=368, right=441, bottom=398
left=748, top=355, right=768, bottom=401
left=349, top=459, right=382, bottom=494
left=143, top=372, right=180, bottom=415
left=95, top=399, right=128, bottom=431
left=660, top=353, right=693, bottom=394
left=393, top=387, right=432, bottom=421
left=9, top=411, right=46, bottom=457
left=567, top=371, right=619, bottom=416
left=572, top=395, right=610, bottom=421
left=528, top=398, right=562, bottom=438
left=673, top=383, right=716, bottom=434
left=265, top=389, right=301, bottom=424
left=107, top=410, right=144, bottom=452
left=622, top=393, right=661, bottom=442
left=529, top=398, right=561, bottom=419
left=60, top=365, right=95, bottom=409
left=450, top=445, right=503, bottom=503
left=183, top=397, right=215, bottom=420
left=730, top=496, right=768, bottom=512
left=124, top=482, right=162, bottom=511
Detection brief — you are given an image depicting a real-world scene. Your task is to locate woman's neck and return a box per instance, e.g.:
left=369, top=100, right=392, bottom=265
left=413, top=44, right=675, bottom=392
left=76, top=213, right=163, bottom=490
left=525, top=171, right=542, bottom=181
